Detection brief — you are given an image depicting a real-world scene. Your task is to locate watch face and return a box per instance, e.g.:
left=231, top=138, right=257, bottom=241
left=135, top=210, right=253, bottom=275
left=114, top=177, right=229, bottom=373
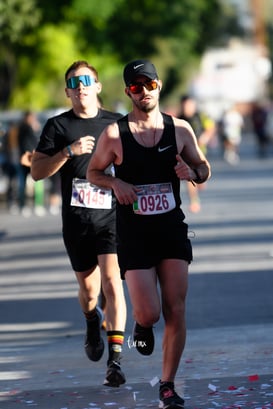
left=67, top=145, right=74, bottom=158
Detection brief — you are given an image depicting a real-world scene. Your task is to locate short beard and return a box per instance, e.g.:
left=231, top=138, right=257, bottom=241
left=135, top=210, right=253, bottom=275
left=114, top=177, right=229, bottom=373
left=134, top=99, right=157, bottom=113
left=141, top=105, right=154, bottom=113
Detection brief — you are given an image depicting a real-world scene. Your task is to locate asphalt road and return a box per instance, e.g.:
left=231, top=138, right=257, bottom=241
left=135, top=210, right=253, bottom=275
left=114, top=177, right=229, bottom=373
left=0, top=132, right=273, bottom=409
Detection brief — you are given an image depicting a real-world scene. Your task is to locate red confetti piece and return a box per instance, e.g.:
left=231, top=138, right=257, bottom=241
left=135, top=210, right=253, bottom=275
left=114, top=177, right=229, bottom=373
left=248, top=374, right=259, bottom=381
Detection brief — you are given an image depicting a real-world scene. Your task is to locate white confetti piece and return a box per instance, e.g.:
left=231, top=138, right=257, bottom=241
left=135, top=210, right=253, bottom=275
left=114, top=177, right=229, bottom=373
left=261, top=383, right=271, bottom=388
left=150, top=376, right=159, bottom=387
left=133, top=391, right=139, bottom=401
left=208, top=383, right=217, bottom=392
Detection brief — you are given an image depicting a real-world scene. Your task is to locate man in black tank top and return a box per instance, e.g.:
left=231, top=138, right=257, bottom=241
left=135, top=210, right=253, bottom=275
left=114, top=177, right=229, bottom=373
left=31, top=61, right=127, bottom=388
left=87, top=59, right=211, bottom=408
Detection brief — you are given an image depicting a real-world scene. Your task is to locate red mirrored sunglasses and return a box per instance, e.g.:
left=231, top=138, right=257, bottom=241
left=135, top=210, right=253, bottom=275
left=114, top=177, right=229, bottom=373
left=128, top=80, right=159, bottom=94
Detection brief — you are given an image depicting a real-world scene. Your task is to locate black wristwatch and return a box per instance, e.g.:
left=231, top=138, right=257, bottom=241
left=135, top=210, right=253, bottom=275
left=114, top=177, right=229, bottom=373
left=66, top=145, right=74, bottom=158
left=193, top=169, right=202, bottom=183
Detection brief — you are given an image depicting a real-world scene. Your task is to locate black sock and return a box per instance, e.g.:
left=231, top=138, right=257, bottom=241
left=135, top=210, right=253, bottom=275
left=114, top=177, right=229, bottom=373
left=84, top=308, right=97, bottom=322
left=160, top=380, right=174, bottom=391
left=84, top=309, right=100, bottom=343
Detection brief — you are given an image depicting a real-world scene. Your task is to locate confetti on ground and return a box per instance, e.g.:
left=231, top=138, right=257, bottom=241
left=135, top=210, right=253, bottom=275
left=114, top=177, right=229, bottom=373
left=248, top=374, right=260, bottom=381
left=150, top=376, right=159, bottom=387
left=133, top=391, right=139, bottom=401
left=208, top=383, right=217, bottom=392
left=1, top=373, right=273, bottom=408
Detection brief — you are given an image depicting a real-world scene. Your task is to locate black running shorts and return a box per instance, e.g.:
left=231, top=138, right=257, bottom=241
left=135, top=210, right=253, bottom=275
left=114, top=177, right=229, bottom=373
left=117, top=218, right=192, bottom=279
left=63, top=210, right=117, bottom=272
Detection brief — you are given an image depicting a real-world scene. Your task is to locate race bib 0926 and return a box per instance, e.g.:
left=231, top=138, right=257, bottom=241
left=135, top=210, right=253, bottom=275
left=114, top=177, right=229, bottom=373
left=133, top=183, right=175, bottom=215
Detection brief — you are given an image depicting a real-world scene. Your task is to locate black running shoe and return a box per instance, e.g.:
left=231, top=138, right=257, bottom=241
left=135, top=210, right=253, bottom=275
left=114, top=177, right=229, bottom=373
left=84, top=306, right=105, bottom=362
left=133, top=322, right=154, bottom=355
left=103, top=360, right=126, bottom=387
left=159, top=383, right=184, bottom=409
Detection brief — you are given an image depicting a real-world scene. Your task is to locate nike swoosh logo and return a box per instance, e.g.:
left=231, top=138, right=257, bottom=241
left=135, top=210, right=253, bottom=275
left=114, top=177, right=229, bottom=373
left=134, top=64, right=144, bottom=70
left=158, top=145, right=172, bottom=153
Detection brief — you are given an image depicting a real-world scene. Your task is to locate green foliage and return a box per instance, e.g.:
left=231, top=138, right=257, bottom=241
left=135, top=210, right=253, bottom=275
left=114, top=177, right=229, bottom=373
left=0, top=0, right=243, bottom=111
left=102, top=0, right=221, bottom=61
left=0, top=0, right=41, bottom=108
left=10, top=23, right=94, bottom=109
left=0, top=0, right=40, bottom=43
left=68, top=0, right=124, bottom=24
left=36, top=0, right=69, bottom=23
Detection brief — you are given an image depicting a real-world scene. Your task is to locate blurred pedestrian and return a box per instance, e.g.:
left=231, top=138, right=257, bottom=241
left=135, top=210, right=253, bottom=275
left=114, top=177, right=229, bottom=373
left=2, top=121, right=20, bottom=211
left=18, top=110, right=41, bottom=215
left=2, top=111, right=40, bottom=214
left=20, top=150, right=60, bottom=216
left=220, top=104, right=243, bottom=165
left=47, top=172, right=61, bottom=215
left=178, top=95, right=215, bottom=212
left=31, top=60, right=127, bottom=387
left=251, top=101, right=270, bottom=158
left=87, top=59, right=211, bottom=409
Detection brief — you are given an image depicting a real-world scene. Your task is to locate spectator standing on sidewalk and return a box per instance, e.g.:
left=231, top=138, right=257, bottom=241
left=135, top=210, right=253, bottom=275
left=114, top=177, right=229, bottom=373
left=18, top=110, right=41, bottom=215
left=2, top=111, right=40, bottom=215
left=251, top=101, right=270, bottom=158
left=31, top=60, right=127, bottom=387
left=178, top=95, right=215, bottom=213
left=2, top=120, right=21, bottom=211
left=220, top=104, right=244, bottom=165
left=87, top=59, right=211, bottom=408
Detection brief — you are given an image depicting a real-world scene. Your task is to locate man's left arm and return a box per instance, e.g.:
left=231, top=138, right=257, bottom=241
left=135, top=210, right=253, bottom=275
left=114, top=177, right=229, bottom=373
left=174, top=117, right=211, bottom=184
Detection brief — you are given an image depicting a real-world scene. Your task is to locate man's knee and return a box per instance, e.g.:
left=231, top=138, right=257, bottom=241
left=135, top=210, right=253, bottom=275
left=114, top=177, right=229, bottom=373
left=135, top=309, right=160, bottom=327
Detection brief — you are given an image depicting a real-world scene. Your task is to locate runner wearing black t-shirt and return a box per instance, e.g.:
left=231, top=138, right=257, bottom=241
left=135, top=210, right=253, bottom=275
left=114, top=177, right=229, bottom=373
left=31, top=61, right=127, bottom=388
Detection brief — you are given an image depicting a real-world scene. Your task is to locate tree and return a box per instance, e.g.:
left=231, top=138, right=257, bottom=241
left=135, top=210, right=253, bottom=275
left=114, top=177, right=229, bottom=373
left=61, top=0, right=224, bottom=107
left=74, top=0, right=223, bottom=106
left=0, top=0, right=40, bottom=107
left=1, top=0, right=236, bottom=110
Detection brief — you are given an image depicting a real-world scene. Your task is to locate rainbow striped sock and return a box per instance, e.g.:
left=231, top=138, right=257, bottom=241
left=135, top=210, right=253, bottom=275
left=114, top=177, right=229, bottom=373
left=107, top=330, right=124, bottom=363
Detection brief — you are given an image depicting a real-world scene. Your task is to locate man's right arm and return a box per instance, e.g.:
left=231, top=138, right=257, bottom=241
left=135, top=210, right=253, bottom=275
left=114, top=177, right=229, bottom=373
left=31, top=148, right=70, bottom=181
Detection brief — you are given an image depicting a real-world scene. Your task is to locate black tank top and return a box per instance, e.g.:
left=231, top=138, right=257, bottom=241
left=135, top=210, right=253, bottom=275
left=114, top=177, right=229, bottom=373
left=114, top=113, right=183, bottom=229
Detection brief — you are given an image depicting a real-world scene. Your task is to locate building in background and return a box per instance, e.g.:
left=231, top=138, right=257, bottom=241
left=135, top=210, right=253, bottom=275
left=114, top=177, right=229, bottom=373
left=190, top=0, right=271, bottom=120
left=190, top=39, right=271, bottom=120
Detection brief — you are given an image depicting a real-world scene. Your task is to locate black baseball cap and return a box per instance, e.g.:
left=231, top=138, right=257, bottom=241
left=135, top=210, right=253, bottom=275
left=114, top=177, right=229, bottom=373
left=123, top=59, right=158, bottom=86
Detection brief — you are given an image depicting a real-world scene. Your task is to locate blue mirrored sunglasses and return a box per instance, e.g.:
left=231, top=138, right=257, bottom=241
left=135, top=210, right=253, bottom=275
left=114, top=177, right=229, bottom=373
left=66, top=75, right=96, bottom=89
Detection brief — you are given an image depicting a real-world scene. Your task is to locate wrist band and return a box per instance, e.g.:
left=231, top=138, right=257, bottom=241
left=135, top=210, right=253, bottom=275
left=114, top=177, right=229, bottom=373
left=67, top=145, right=74, bottom=158
left=193, top=169, right=202, bottom=183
